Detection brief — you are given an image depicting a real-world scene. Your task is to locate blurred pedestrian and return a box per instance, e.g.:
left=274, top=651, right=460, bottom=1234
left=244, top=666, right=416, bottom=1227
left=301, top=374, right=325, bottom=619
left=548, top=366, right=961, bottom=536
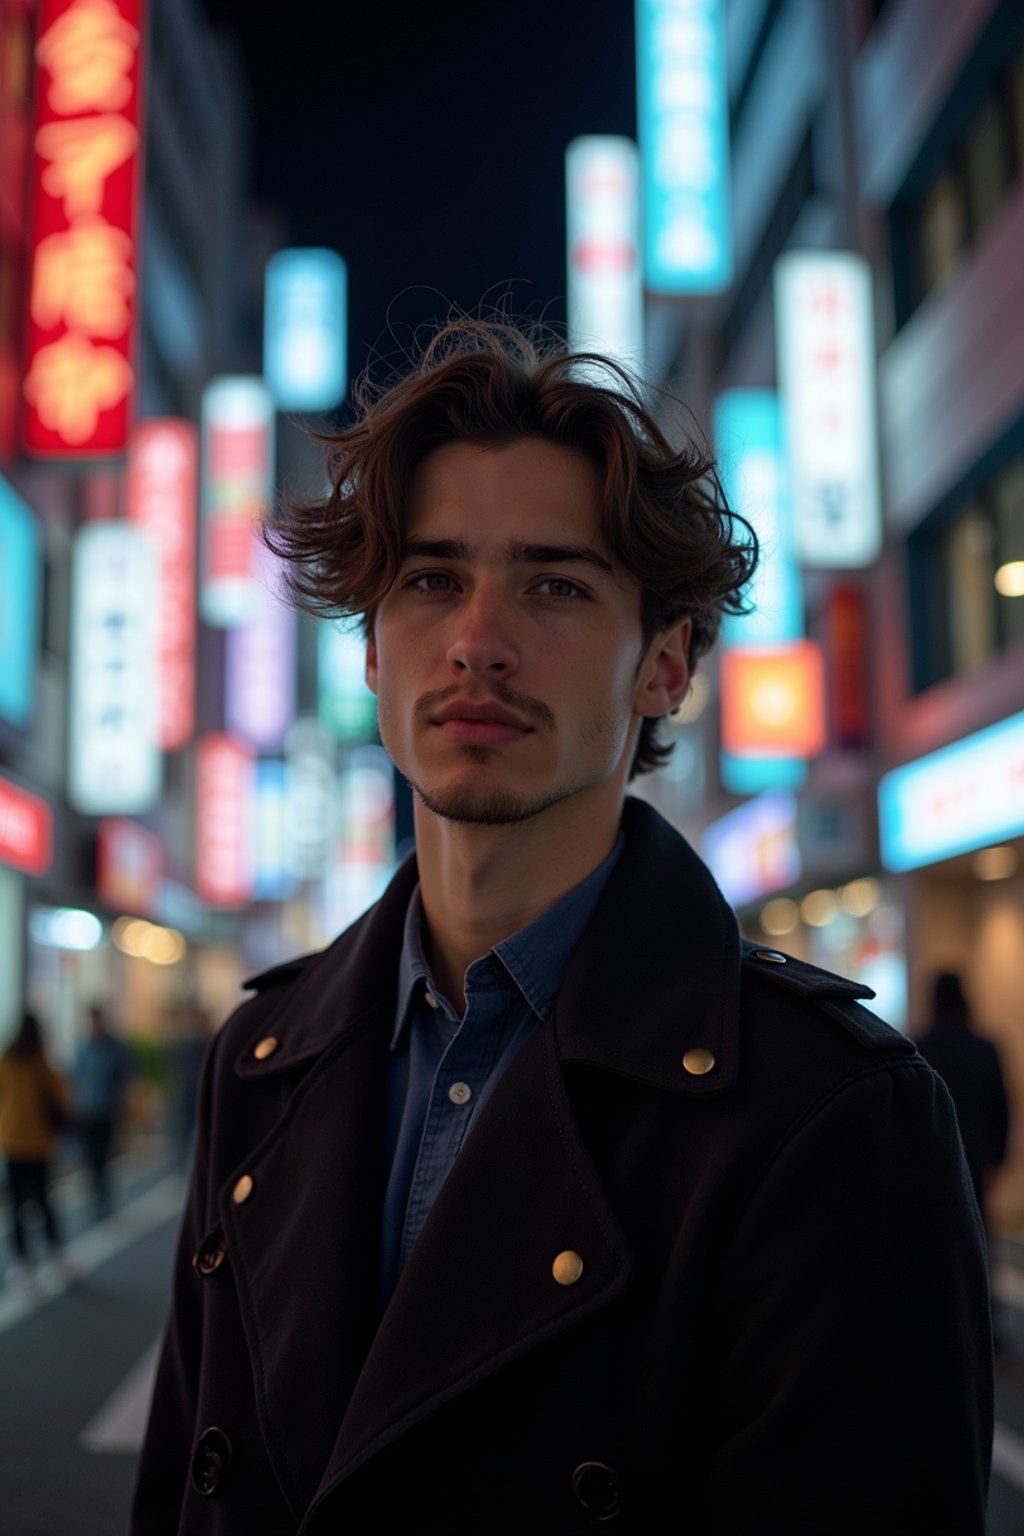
left=168, top=1006, right=212, bottom=1167
left=916, top=971, right=1010, bottom=1219
left=73, top=1003, right=133, bottom=1217
left=0, top=1012, right=76, bottom=1289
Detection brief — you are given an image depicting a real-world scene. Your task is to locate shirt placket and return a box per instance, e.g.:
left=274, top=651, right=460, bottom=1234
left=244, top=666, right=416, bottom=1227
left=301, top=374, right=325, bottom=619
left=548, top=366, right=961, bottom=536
left=398, top=967, right=511, bottom=1273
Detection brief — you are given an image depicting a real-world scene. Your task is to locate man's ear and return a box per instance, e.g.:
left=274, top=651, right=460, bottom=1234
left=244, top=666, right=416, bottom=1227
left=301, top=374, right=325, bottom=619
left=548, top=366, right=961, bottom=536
left=634, top=616, right=692, bottom=719
left=365, top=629, right=379, bottom=696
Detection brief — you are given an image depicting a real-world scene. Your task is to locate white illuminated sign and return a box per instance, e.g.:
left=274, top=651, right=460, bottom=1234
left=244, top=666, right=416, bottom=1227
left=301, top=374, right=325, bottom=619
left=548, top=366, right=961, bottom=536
left=69, top=522, right=160, bottom=814
left=636, top=0, right=732, bottom=294
left=566, top=137, right=643, bottom=370
left=264, top=248, right=347, bottom=412
left=774, top=251, right=882, bottom=568
left=285, top=718, right=335, bottom=880
left=879, top=711, right=1024, bottom=871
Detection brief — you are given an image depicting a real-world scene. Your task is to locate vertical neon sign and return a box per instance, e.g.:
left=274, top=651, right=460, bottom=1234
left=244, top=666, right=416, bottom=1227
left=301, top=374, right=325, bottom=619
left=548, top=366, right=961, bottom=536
left=636, top=0, right=731, bottom=294
left=23, top=0, right=144, bottom=456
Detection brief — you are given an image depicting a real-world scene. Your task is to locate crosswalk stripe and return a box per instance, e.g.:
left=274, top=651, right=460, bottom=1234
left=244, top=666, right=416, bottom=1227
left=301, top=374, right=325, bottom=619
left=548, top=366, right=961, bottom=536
left=0, top=1172, right=184, bottom=1337
left=79, top=1338, right=162, bottom=1453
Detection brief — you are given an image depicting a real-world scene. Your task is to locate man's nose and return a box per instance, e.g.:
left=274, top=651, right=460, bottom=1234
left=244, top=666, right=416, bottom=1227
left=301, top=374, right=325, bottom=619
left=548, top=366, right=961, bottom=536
left=445, top=588, right=518, bottom=677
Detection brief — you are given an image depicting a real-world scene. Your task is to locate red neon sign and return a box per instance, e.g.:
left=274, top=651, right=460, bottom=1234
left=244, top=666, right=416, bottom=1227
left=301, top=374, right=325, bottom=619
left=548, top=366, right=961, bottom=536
left=126, top=420, right=198, bottom=749
left=0, top=773, right=53, bottom=876
left=22, top=0, right=144, bottom=457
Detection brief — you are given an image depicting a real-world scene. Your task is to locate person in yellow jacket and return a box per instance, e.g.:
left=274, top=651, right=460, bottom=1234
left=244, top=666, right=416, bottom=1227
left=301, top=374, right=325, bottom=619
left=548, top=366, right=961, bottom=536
left=0, top=1012, right=76, bottom=1288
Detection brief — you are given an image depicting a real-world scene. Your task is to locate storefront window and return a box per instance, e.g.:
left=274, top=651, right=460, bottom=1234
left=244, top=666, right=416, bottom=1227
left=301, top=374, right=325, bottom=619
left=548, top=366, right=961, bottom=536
left=903, top=43, right=1024, bottom=320
left=947, top=506, right=996, bottom=674
left=1010, top=50, right=1024, bottom=175
left=919, top=173, right=965, bottom=295
left=964, top=99, right=1010, bottom=240
left=994, top=459, right=1024, bottom=647
left=911, top=448, right=1024, bottom=691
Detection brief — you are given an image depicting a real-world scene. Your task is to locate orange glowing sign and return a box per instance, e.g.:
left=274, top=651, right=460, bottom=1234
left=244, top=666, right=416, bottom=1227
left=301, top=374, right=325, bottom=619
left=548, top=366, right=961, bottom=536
left=721, top=641, right=826, bottom=759
left=23, top=0, right=143, bottom=457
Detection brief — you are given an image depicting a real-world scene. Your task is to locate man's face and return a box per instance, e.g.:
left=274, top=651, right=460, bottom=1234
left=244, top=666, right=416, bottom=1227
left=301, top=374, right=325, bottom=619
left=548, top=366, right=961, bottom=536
left=366, top=437, right=688, bottom=827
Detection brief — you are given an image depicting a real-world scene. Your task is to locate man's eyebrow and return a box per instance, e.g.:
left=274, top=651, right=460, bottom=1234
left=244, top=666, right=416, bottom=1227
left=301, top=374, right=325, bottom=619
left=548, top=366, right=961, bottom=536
left=400, top=537, right=616, bottom=578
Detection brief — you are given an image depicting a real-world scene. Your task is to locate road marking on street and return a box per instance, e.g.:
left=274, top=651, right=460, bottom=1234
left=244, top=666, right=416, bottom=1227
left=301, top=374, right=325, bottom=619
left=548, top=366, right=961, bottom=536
left=0, top=1172, right=184, bottom=1337
left=994, top=1263, right=1024, bottom=1313
left=993, top=1422, right=1024, bottom=1493
left=79, top=1337, right=162, bottom=1453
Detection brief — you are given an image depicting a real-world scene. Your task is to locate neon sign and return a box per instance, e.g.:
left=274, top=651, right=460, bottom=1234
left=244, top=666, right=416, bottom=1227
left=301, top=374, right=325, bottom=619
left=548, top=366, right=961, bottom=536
left=23, top=0, right=144, bottom=457
left=636, top=0, right=732, bottom=294
left=774, top=251, right=882, bottom=568
left=126, top=419, right=198, bottom=750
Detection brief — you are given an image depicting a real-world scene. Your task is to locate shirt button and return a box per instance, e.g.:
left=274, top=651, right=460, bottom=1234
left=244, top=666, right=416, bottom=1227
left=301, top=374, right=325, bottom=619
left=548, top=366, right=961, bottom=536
left=424, top=990, right=440, bottom=1009
left=448, top=1082, right=472, bottom=1106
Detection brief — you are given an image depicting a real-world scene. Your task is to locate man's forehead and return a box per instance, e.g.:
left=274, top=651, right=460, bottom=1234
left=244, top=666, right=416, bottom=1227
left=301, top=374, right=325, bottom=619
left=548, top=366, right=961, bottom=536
left=398, top=531, right=620, bottom=581
left=405, top=438, right=613, bottom=559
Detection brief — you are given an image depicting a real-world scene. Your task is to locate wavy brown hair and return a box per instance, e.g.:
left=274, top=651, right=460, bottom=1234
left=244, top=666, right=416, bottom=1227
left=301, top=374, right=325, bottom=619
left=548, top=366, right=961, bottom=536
left=266, top=318, right=757, bottom=776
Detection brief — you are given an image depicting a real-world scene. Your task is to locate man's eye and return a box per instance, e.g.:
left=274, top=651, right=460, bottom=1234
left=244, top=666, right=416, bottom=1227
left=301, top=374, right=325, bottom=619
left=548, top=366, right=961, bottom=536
left=409, top=571, right=455, bottom=592
left=534, top=577, right=586, bottom=599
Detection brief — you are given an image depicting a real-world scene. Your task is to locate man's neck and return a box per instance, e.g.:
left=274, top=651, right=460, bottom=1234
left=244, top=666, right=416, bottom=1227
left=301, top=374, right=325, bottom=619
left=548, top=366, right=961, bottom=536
left=413, top=792, right=624, bottom=1015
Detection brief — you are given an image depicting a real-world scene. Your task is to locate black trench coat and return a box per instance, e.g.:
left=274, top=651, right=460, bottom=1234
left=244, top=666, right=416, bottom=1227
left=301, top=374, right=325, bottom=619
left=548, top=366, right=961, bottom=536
left=133, top=798, right=992, bottom=1534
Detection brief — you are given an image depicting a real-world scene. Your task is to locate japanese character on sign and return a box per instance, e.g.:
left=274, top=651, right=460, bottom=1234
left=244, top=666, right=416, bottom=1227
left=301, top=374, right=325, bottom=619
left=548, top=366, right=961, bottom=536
left=23, top=331, right=133, bottom=444
left=36, top=0, right=139, bottom=115
left=31, top=215, right=135, bottom=335
left=36, top=114, right=138, bottom=219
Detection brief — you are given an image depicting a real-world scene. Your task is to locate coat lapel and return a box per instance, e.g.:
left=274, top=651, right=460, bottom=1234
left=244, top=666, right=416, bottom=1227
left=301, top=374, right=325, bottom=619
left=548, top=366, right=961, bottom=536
left=314, top=1012, right=633, bottom=1499
left=218, top=861, right=417, bottom=1518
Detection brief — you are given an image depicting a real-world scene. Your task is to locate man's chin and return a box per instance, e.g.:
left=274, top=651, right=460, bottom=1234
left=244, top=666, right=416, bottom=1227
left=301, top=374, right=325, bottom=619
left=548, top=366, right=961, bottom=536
left=408, top=775, right=569, bottom=827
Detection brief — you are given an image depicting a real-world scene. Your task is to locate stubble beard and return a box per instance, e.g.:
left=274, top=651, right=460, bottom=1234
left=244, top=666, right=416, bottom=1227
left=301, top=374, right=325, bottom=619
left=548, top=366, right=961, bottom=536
left=403, top=758, right=578, bottom=827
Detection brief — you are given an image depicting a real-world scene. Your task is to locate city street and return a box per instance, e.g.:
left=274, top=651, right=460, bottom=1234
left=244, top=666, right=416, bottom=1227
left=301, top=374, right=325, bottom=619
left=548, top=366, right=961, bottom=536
left=1, top=1146, right=1023, bottom=1534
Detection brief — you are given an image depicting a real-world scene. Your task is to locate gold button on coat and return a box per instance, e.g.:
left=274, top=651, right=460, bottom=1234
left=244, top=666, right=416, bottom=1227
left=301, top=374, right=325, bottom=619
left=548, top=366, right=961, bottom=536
left=253, top=1036, right=279, bottom=1060
left=232, top=1174, right=254, bottom=1204
left=552, top=1250, right=584, bottom=1286
left=682, top=1047, right=715, bottom=1076
left=752, top=949, right=787, bottom=964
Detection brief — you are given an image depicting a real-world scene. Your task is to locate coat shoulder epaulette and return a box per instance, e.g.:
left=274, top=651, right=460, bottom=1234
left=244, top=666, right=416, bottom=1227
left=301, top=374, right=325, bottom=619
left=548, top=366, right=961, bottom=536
left=242, top=950, right=322, bottom=993
left=740, top=939, right=914, bottom=1054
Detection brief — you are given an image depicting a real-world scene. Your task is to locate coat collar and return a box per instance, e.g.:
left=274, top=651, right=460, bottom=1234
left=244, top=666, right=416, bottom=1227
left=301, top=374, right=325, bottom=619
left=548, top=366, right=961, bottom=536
left=553, top=795, right=741, bottom=1097
left=238, top=797, right=742, bottom=1097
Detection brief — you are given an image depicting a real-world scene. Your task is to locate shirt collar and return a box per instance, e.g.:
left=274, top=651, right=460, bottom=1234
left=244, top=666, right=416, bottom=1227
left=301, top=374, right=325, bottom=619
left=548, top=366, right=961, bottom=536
left=391, top=832, right=625, bottom=1046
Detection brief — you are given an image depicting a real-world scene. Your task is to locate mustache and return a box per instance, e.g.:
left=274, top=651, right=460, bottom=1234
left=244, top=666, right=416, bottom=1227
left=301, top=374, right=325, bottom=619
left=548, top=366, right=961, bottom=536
left=414, top=682, right=555, bottom=732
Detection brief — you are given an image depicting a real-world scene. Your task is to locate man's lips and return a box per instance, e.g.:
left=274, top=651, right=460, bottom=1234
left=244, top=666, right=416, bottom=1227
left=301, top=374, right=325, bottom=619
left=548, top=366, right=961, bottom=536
left=431, top=700, right=536, bottom=745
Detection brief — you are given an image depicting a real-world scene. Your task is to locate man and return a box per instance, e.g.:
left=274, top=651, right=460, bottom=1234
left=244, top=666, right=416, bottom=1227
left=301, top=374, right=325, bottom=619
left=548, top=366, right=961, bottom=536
left=134, top=321, right=991, bottom=1533
left=74, top=1002, right=132, bottom=1216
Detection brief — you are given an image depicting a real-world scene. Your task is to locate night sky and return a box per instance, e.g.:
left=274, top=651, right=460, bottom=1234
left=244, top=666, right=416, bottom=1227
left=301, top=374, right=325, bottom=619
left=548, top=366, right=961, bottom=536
left=199, top=0, right=636, bottom=386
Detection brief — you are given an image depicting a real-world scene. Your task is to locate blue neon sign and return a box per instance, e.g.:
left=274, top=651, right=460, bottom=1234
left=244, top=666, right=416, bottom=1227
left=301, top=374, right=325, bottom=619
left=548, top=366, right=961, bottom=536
left=0, top=478, right=41, bottom=728
left=879, top=711, right=1024, bottom=872
left=264, top=248, right=348, bottom=412
left=636, top=0, right=732, bottom=294
left=713, top=390, right=804, bottom=795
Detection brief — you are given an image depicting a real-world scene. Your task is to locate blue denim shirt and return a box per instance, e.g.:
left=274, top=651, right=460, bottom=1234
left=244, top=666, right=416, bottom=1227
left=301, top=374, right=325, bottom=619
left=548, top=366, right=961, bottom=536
left=380, top=833, right=624, bottom=1304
